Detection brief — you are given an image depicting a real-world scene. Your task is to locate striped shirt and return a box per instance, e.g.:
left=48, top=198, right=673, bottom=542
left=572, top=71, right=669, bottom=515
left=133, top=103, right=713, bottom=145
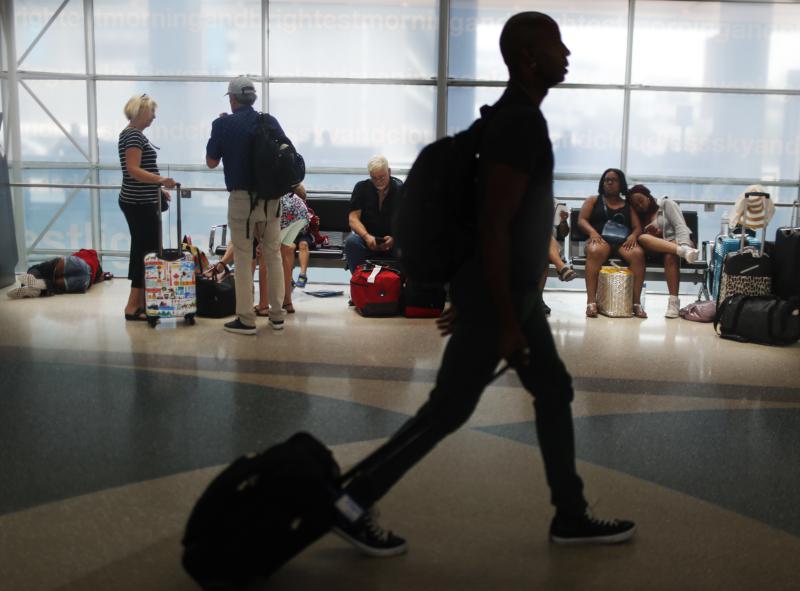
left=118, top=127, right=160, bottom=205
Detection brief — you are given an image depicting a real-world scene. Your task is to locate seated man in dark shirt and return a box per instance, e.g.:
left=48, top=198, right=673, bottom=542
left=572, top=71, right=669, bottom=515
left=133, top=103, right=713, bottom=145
left=344, top=156, right=403, bottom=273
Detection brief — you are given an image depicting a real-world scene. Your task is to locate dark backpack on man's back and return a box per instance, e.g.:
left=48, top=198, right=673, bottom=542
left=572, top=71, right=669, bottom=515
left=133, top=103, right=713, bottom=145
left=250, top=113, right=305, bottom=202
left=394, top=109, right=491, bottom=284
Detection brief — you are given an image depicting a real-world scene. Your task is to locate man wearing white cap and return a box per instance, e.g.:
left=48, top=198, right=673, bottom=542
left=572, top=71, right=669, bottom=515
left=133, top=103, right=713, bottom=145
left=206, top=76, right=287, bottom=334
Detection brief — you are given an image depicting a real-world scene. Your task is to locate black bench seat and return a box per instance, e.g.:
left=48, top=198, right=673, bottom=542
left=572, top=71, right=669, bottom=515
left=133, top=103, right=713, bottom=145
left=562, top=207, right=710, bottom=300
left=304, top=196, right=350, bottom=268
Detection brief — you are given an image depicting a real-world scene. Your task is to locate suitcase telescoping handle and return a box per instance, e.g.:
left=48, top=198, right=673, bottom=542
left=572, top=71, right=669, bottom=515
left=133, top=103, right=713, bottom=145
left=176, top=182, right=183, bottom=253
left=157, top=182, right=183, bottom=259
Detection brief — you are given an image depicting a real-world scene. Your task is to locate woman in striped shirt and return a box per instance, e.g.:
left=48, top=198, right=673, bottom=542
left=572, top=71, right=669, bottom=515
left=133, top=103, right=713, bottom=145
left=118, top=94, right=176, bottom=321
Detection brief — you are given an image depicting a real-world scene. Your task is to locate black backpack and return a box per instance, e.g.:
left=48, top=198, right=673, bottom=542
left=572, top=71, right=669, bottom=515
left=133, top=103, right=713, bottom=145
left=250, top=113, right=305, bottom=203
left=394, top=110, right=488, bottom=285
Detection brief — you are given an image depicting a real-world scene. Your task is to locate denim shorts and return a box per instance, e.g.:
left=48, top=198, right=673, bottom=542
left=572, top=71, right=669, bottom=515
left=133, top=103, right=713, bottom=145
left=63, top=255, right=91, bottom=293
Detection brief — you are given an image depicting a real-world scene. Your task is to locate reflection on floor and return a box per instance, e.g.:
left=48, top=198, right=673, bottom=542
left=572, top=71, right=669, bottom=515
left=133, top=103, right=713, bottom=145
left=1, top=279, right=798, bottom=590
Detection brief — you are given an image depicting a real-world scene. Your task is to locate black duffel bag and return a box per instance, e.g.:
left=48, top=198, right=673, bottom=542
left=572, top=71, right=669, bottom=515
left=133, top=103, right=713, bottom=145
left=196, top=266, right=236, bottom=318
left=714, top=294, right=800, bottom=346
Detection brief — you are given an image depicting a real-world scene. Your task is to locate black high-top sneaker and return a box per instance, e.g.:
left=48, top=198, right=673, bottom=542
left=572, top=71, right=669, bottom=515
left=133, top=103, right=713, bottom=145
left=549, top=508, right=636, bottom=545
left=333, top=507, right=408, bottom=557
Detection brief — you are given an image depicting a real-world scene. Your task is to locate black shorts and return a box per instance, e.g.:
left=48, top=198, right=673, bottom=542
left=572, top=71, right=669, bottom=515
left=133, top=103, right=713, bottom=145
left=295, top=233, right=315, bottom=250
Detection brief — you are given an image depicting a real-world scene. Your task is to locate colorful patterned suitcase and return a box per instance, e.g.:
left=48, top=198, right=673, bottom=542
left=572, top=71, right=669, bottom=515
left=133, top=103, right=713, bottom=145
left=144, top=183, right=197, bottom=327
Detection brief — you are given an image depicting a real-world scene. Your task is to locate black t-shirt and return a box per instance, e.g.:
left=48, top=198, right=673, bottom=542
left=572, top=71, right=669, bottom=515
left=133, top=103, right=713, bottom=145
left=348, top=176, right=403, bottom=238
left=479, top=84, right=555, bottom=289
left=588, top=196, right=632, bottom=236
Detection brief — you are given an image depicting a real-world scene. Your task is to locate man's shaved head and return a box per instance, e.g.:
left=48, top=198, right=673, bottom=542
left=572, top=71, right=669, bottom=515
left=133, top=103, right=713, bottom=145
left=499, top=12, right=557, bottom=68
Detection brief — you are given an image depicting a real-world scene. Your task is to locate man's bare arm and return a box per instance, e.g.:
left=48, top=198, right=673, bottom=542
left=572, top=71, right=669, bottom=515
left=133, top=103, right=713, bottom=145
left=349, top=210, right=378, bottom=250
left=480, top=162, right=529, bottom=365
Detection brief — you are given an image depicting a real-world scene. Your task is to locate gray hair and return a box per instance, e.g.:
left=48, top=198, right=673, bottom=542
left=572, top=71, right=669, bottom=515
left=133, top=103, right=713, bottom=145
left=367, top=155, right=389, bottom=175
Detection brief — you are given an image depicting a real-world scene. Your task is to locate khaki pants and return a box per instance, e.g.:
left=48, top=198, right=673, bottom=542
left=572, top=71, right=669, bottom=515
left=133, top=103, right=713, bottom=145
left=228, top=190, right=284, bottom=326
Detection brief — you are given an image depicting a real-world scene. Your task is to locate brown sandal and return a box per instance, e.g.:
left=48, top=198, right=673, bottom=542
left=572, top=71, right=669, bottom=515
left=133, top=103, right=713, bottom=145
left=633, top=304, right=648, bottom=319
left=282, top=303, right=295, bottom=314
left=254, top=306, right=270, bottom=317
left=586, top=303, right=598, bottom=318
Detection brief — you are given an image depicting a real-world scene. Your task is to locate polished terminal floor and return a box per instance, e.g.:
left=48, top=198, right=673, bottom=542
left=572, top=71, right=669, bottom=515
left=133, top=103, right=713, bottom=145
left=1, top=277, right=799, bottom=591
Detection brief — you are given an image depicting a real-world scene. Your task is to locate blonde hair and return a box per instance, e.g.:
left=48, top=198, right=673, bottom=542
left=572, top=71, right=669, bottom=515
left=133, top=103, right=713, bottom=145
left=123, top=94, right=158, bottom=121
left=367, top=155, right=389, bottom=175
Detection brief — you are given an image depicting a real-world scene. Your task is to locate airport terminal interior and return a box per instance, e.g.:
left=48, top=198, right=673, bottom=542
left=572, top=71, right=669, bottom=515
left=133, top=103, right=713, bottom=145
left=1, top=1, right=800, bottom=590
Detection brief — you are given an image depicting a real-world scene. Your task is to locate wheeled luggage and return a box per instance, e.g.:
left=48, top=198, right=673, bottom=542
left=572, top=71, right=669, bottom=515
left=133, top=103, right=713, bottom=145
left=712, top=235, right=762, bottom=300
left=773, top=202, right=800, bottom=299
left=715, top=192, right=773, bottom=306
left=144, top=184, right=196, bottom=327
left=714, top=294, right=800, bottom=346
left=403, top=280, right=446, bottom=318
left=350, top=263, right=403, bottom=317
left=182, top=367, right=511, bottom=589
left=716, top=247, right=773, bottom=305
left=182, top=432, right=340, bottom=589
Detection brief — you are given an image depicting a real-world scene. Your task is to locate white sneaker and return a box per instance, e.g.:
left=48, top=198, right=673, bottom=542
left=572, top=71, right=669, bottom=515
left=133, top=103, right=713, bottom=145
left=665, top=296, right=680, bottom=319
left=677, top=246, right=699, bottom=264
left=7, top=285, right=43, bottom=299
left=21, top=273, right=47, bottom=290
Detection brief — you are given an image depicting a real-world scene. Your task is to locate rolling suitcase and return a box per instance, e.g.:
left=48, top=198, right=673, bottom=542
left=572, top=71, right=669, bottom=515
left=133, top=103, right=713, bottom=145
left=350, top=262, right=403, bottom=317
left=716, top=192, right=773, bottom=306
left=182, top=366, right=511, bottom=589
left=773, top=201, right=800, bottom=299
left=144, top=183, right=197, bottom=327
left=712, top=234, right=761, bottom=300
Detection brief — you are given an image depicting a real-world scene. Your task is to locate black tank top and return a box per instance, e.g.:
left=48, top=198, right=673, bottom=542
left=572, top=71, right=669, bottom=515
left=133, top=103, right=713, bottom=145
left=588, top=196, right=632, bottom=235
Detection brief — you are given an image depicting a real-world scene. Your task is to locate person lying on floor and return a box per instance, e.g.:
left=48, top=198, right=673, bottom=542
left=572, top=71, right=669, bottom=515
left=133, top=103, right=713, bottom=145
left=8, top=249, right=111, bottom=300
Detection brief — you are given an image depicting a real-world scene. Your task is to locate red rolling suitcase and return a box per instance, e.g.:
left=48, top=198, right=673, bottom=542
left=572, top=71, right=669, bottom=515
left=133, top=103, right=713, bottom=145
left=349, top=262, right=403, bottom=317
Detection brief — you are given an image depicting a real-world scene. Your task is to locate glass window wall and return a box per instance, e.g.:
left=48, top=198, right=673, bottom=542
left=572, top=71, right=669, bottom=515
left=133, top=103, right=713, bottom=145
left=269, top=0, right=438, bottom=79
left=93, top=0, right=262, bottom=76
left=2, top=0, right=798, bottom=271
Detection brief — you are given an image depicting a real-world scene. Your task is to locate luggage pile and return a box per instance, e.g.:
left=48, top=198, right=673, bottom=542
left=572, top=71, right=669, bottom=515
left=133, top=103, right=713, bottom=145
left=712, top=192, right=800, bottom=346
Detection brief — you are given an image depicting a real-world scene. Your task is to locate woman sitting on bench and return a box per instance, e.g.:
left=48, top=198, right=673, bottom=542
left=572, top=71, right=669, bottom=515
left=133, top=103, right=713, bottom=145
left=577, top=168, right=647, bottom=318
left=628, top=184, right=699, bottom=319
